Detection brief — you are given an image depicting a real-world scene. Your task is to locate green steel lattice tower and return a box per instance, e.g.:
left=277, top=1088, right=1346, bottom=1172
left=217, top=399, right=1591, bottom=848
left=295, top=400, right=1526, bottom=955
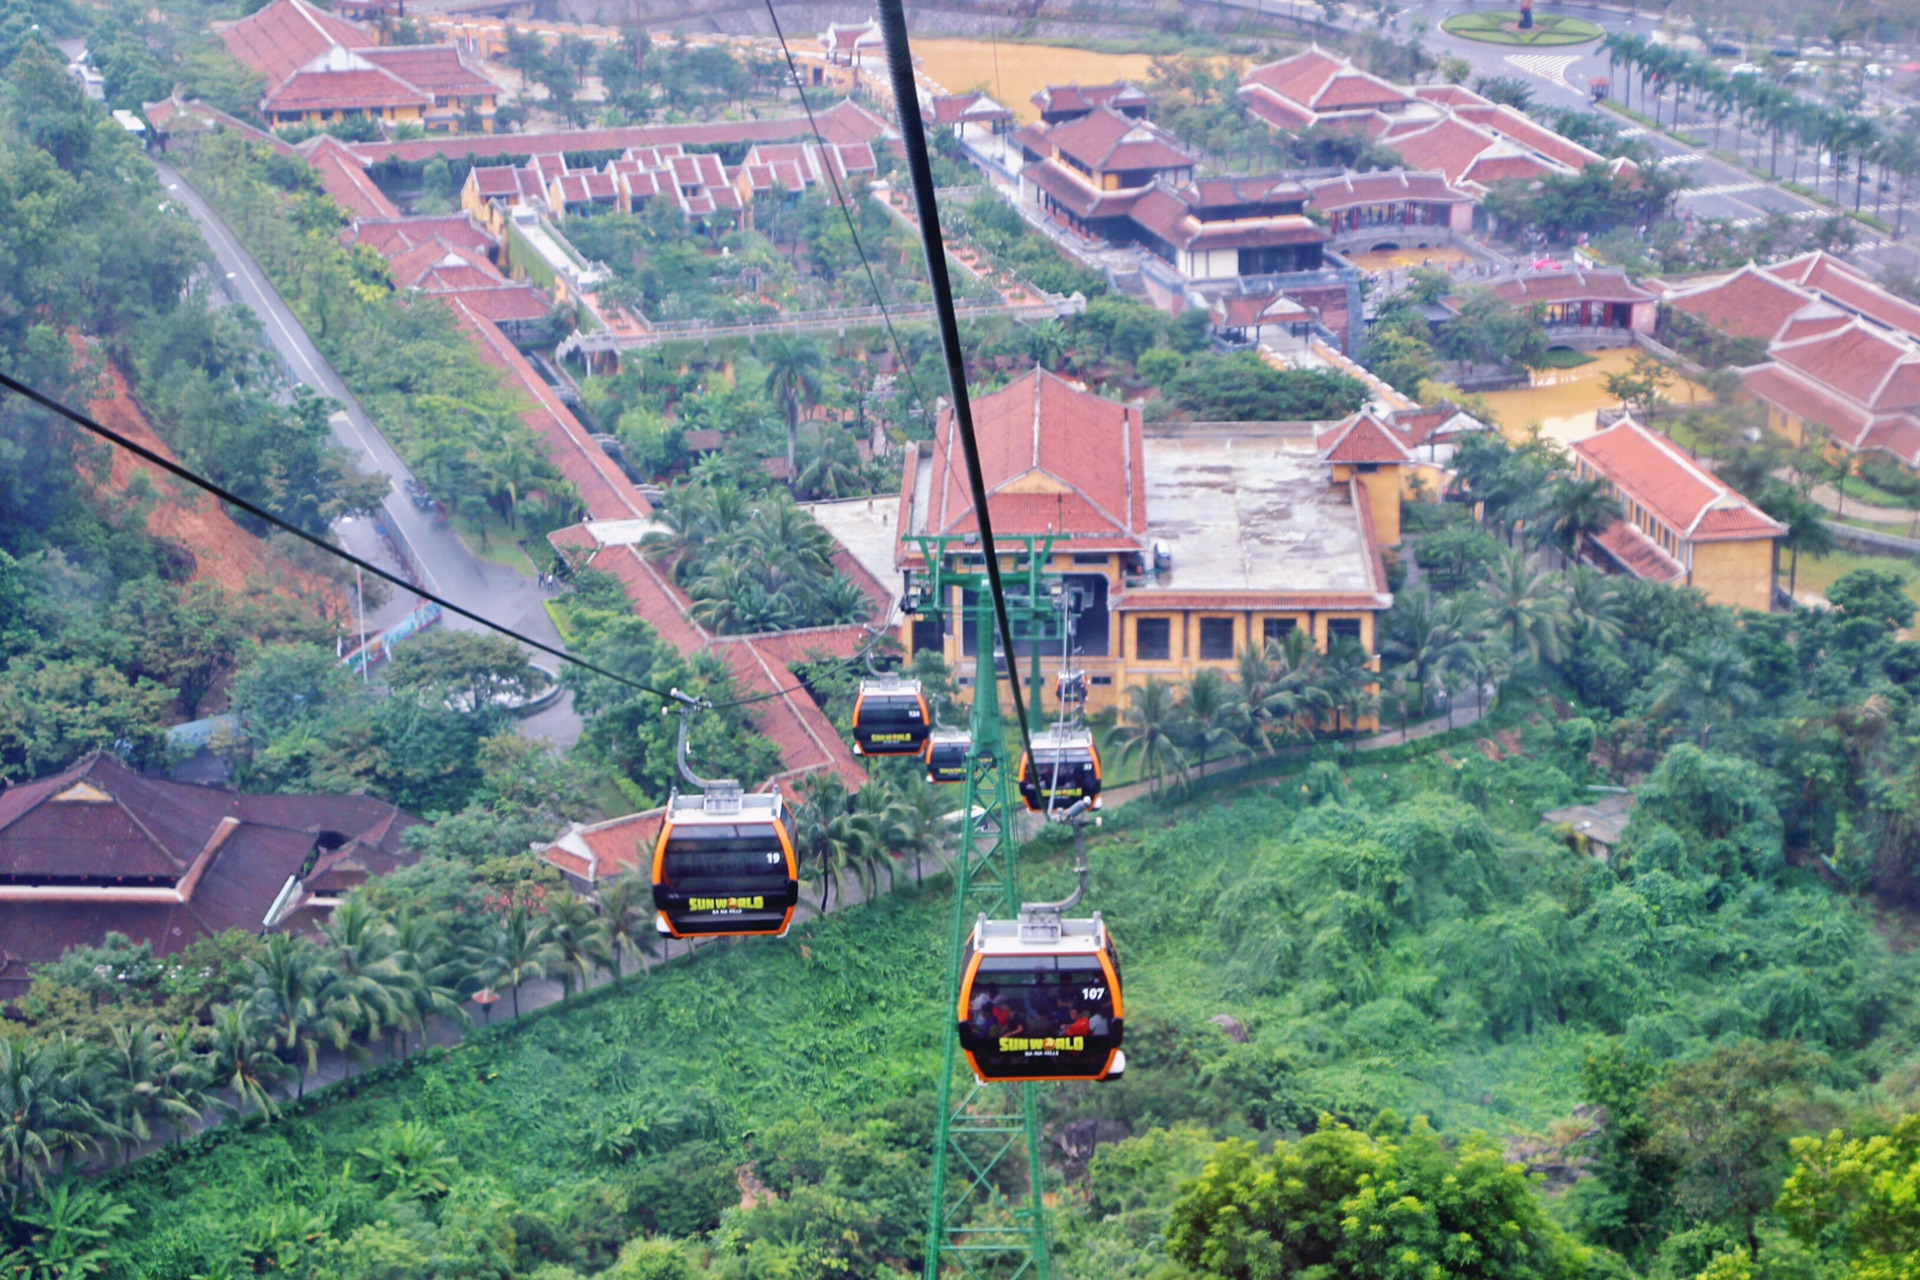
left=914, top=535, right=1061, bottom=1280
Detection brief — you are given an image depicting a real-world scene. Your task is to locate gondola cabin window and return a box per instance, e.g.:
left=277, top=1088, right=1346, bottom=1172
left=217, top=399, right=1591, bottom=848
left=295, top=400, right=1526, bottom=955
left=964, top=954, right=1118, bottom=1079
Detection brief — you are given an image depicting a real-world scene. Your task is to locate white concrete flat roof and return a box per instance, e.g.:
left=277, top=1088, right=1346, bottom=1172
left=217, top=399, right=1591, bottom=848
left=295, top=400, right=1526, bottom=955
left=579, top=517, right=664, bottom=546
left=802, top=496, right=902, bottom=606
left=1136, top=431, right=1376, bottom=594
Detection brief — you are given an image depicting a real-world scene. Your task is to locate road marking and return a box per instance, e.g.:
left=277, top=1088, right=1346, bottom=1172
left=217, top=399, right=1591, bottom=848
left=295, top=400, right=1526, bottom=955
left=1503, top=53, right=1581, bottom=88
left=1687, top=180, right=1765, bottom=196
left=1657, top=153, right=1706, bottom=166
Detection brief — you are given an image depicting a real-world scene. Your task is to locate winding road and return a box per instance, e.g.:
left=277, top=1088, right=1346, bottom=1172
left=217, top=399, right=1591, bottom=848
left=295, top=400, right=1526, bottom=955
left=151, top=155, right=582, bottom=746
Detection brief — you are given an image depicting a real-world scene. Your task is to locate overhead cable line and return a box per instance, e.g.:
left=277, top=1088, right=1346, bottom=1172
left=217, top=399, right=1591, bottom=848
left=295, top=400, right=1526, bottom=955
left=0, top=369, right=886, bottom=714
left=873, top=0, right=1036, bottom=759
left=762, top=0, right=936, bottom=422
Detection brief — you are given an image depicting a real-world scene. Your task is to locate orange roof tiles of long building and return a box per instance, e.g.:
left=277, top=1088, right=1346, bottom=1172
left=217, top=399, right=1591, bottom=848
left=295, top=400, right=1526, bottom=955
left=927, top=368, right=1147, bottom=541
left=1665, top=265, right=1821, bottom=342
left=305, top=139, right=400, bottom=219
left=359, top=45, right=498, bottom=96
left=1772, top=321, right=1920, bottom=410
left=1241, top=48, right=1349, bottom=106
left=1317, top=411, right=1415, bottom=464
left=1572, top=419, right=1783, bottom=541
left=1592, top=520, right=1684, bottom=582
left=1768, top=252, right=1920, bottom=341
left=1043, top=107, right=1194, bottom=174
left=265, top=65, right=429, bottom=111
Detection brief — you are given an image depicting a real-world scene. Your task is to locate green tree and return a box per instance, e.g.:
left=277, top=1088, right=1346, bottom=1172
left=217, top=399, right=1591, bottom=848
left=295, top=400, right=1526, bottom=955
left=471, top=904, right=560, bottom=1018
left=0, top=1035, right=112, bottom=1205
left=1648, top=637, right=1759, bottom=749
left=1646, top=1041, right=1826, bottom=1260
left=1481, top=547, right=1569, bottom=665
left=1, top=1182, right=133, bottom=1279
left=1778, top=1112, right=1920, bottom=1279
left=761, top=336, right=824, bottom=481
left=1180, top=667, right=1246, bottom=774
left=1531, top=476, right=1622, bottom=567
left=1825, top=567, right=1915, bottom=633
left=1111, top=678, right=1191, bottom=797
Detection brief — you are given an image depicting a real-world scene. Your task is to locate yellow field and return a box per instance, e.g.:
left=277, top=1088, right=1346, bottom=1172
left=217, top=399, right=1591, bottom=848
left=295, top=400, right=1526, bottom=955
left=911, top=39, right=1239, bottom=122
left=1477, top=347, right=1709, bottom=448
left=1343, top=247, right=1474, bottom=272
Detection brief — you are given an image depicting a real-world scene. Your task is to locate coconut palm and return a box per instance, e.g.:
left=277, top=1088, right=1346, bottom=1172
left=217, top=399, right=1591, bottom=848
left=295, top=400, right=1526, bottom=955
left=1111, top=678, right=1191, bottom=797
left=792, top=774, right=881, bottom=911
left=0, top=1034, right=113, bottom=1203
left=1563, top=566, right=1627, bottom=646
left=1482, top=547, right=1570, bottom=665
left=793, top=425, right=868, bottom=499
left=246, top=934, right=334, bottom=1100
left=317, top=901, right=412, bottom=1069
left=1383, top=586, right=1477, bottom=715
left=206, top=1003, right=288, bottom=1121
left=882, top=780, right=952, bottom=887
left=1318, top=636, right=1381, bottom=735
left=471, top=904, right=561, bottom=1019
left=596, top=871, right=660, bottom=981
left=1649, top=636, right=1759, bottom=748
left=762, top=334, right=825, bottom=481
left=545, top=894, right=614, bottom=998
left=98, top=1024, right=202, bottom=1164
left=1181, top=668, right=1248, bottom=774
left=1530, top=475, right=1622, bottom=568
left=388, top=910, right=469, bottom=1054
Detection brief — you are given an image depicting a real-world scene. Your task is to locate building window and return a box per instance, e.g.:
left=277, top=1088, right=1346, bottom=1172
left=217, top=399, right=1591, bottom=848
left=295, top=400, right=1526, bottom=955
left=1328, top=618, right=1363, bottom=646
left=1263, top=617, right=1297, bottom=648
left=1072, top=553, right=1110, bottom=565
left=1199, top=617, right=1235, bottom=661
left=1135, top=617, right=1171, bottom=661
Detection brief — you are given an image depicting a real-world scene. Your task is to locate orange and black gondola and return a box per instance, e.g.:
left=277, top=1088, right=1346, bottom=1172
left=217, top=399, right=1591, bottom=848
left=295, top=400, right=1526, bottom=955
left=1017, top=725, right=1102, bottom=813
left=651, top=790, right=799, bottom=939
left=851, top=678, right=932, bottom=757
left=957, top=915, right=1125, bottom=1083
left=924, top=727, right=971, bottom=785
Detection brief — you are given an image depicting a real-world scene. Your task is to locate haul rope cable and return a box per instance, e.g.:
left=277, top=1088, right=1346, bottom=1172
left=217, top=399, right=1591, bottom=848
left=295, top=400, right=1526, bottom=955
left=762, top=0, right=936, bottom=425
left=0, top=369, right=893, bottom=713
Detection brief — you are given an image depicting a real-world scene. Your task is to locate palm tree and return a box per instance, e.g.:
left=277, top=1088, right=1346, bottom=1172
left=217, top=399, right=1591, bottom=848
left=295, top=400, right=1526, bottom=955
left=882, top=781, right=951, bottom=887
left=595, top=871, right=660, bottom=982
left=246, top=934, right=333, bottom=1100
left=793, top=426, right=867, bottom=499
left=1482, top=547, right=1570, bottom=665
left=0, top=1034, right=112, bottom=1203
left=1563, top=566, right=1626, bottom=645
left=792, top=774, right=881, bottom=911
left=317, top=901, right=412, bottom=1072
left=1649, top=636, right=1758, bottom=748
left=1531, top=476, right=1622, bottom=568
left=206, top=1004, right=288, bottom=1120
left=1383, top=586, right=1476, bottom=715
left=98, top=1024, right=201, bottom=1165
left=545, top=895, right=614, bottom=998
left=472, top=904, right=561, bottom=1019
left=387, top=910, right=468, bottom=1055
left=1318, top=636, right=1380, bottom=736
left=1111, top=678, right=1190, bottom=797
left=1024, top=322, right=1069, bottom=370
left=762, top=335, right=825, bottom=482
left=1181, top=668, right=1247, bottom=775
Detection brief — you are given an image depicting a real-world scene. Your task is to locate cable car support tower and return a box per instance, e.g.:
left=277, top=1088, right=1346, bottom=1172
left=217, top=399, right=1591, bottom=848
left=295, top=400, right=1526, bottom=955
left=910, top=535, right=1065, bottom=1279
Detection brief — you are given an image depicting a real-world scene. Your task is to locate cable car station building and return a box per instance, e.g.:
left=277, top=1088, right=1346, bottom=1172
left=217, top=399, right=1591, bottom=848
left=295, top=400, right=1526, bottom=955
left=846, top=369, right=1393, bottom=722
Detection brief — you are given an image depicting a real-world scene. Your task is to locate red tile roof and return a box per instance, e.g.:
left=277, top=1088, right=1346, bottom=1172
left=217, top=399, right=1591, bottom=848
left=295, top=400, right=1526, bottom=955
left=1389, top=117, right=1507, bottom=185
left=1486, top=268, right=1651, bottom=307
left=1740, top=361, right=1874, bottom=444
left=1591, top=519, right=1684, bottom=582
left=537, top=810, right=658, bottom=883
left=1413, top=83, right=1491, bottom=107
left=448, top=302, right=653, bottom=522
left=927, top=368, right=1147, bottom=541
left=1043, top=107, right=1195, bottom=176
left=1304, top=168, right=1471, bottom=211
left=1454, top=103, right=1603, bottom=171
left=345, top=100, right=891, bottom=165
left=1317, top=411, right=1416, bottom=463
left=386, top=238, right=503, bottom=290
left=1240, top=48, right=1351, bottom=108
left=1663, top=264, right=1821, bottom=342
left=1771, top=320, right=1920, bottom=411
left=217, top=0, right=366, bottom=89
left=347, top=213, right=496, bottom=258
left=1461, top=150, right=1558, bottom=186
left=1861, top=415, right=1920, bottom=466
left=1019, top=159, right=1142, bottom=219
left=1767, top=251, right=1920, bottom=340
left=1032, top=82, right=1153, bottom=116
left=1241, top=88, right=1317, bottom=131
left=441, top=282, right=550, bottom=323
left=359, top=45, right=498, bottom=99
left=303, top=135, right=400, bottom=219
left=1312, top=69, right=1411, bottom=111
left=1571, top=418, right=1784, bottom=542
left=931, top=92, right=1013, bottom=126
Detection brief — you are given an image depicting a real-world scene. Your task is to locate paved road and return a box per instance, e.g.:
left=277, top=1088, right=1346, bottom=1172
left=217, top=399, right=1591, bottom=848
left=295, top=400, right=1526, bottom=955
left=152, top=155, right=582, bottom=747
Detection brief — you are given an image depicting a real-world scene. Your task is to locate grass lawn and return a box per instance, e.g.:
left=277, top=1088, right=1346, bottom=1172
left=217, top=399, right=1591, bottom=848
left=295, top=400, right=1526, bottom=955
left=451, top=511, right=542, bottom=575
left=1440, top=11, right=1601, bottom=44
left=544, top=599, right=578, bottom=644
left=1791, top=549, right=1920, bottom=611
left=1836, top=473, right=1920, bottom=512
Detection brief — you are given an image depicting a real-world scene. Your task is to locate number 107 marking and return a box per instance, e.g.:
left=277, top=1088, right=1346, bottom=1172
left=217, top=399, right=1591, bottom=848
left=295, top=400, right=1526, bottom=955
left=1082, top=987, right=1106, bottom=1001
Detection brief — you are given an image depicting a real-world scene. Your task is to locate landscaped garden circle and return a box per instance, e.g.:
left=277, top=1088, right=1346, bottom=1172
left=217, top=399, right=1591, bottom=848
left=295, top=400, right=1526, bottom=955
left=1441, top=11, right=1603, bottom=44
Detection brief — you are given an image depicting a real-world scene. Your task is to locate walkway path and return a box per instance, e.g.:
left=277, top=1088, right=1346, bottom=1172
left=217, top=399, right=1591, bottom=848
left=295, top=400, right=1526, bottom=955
left=1808, top=482, right=1920, bottom=528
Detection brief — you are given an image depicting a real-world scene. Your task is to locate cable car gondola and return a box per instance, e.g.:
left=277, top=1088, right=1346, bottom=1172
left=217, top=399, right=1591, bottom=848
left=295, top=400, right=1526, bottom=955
left=851, top=677, right=931, bottom=757
left=1017, top=725, right=1102, bottom=813
left=957, top=914, right=1125, bottom=1083
left=924, top=727, right=971, bottom=785
left=651, top=788, right=799, bottom=939
left=1056, top=668, right=1088, bottom=706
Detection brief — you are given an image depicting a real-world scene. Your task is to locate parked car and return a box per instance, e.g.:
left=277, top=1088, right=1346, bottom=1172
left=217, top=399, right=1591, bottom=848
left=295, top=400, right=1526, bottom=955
left=1803, top=45, right=1835, bottom=58
left=1709, top=39, right=1742, bottom=56
left=1865, top=63, right=1893, bottom=78
left=1731, top=62, right=1761, bottom=75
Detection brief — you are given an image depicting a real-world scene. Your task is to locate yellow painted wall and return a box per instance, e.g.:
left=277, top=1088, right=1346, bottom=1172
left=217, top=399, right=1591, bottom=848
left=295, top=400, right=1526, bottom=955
left=1690, top=539, right=1776, bottom=613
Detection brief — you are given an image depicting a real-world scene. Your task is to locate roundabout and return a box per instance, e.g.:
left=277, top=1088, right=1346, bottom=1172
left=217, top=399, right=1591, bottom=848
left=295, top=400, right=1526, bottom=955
left=1440, top=10, right=1603, bottom=45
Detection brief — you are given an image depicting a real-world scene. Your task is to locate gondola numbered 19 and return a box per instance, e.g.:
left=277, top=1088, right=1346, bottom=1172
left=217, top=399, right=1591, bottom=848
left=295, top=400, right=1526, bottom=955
left=650, top=693, right=799, bottom=940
